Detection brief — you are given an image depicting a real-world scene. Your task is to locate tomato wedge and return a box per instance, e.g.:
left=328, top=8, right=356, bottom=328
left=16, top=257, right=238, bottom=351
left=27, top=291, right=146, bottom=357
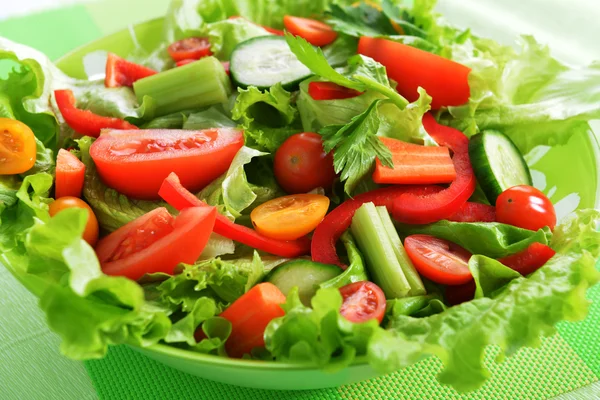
left=167, top=37, right=212, bottom=62
left=250, top=194, right=330, bottom=240
left=104, top=53, right=156, bottom=88
left=96, top=206, right=216, bottom=280
left=55, top=149, right=85, bottom=199
left=283, top=16, right=337, bottom=46
left=404, top=234, right=473, bottom=285
left=0, top=118, right=36, bottom=175
left=339, top=281, right=386, bottom=324
left=358, top=37, right=471, bottom=109
left=89, top=128, right=244, bottom=200
left=308, top=82, right=363, bottom=100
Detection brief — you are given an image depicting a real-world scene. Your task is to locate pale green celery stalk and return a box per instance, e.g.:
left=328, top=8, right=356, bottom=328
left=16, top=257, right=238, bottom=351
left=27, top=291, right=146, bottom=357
left=376, top=206, right=426, bottom=296
left=133, top=57, right=231, bottom=116
left=350, top=202, right=411, bottom=298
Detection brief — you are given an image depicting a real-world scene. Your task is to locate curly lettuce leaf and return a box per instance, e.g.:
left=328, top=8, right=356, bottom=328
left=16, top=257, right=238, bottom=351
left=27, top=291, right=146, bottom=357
left=325, top=2, right=398, bottom=38
left=183, top=107, right=236, bottom=130
left=206, top=18, right=271, bottom=60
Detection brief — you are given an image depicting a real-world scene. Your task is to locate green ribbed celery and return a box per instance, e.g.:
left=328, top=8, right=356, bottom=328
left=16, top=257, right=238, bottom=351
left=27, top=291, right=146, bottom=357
left=133, top=57, right=231, bottom=116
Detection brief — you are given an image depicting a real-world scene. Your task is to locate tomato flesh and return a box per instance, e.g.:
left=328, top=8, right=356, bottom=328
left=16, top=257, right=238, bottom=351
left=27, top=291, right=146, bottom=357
left=283, top=16, right=337, bottom=47
left=404, top=234, right=473, bottom=285
left=49, top=196, right=99, bottom=247
left=0, top=118, right=37, bottom=175
left=274, top=133, right=337, bottom=194
left=167, top=37, right=212, bottom=62
left=250, top=194, right=330, bottom=240
left=90, top=128, right=244, bottom=200
left=96, top=206, right=216, bottom=280
left=496, top=185, right=556, bottom=231
left=339, top=281, right=386, bottom=324
left=308, top=82, right=363, bottom=100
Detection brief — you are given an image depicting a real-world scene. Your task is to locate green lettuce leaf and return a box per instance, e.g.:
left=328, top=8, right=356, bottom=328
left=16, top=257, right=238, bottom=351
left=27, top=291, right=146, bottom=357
left=183, top=107, right=236, bottom=130
left=206, top=19, right=271, bottom=60
left=396, top=220, right=552, bottom=259
left=325, top=2, right=398, bottom=38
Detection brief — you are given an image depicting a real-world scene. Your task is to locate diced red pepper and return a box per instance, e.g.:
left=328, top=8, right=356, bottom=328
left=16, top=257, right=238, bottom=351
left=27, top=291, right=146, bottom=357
left=447, top=202, right=496, bottom=223
left=392, top=113, right=476, bottom=224
left=311, top=185, right=442, bottom=268
left=498, top=242, right=556, bottom=276
left=308, top=81, right=363, bottom=100
left=159, top=172, right=310, bottom=258
left=54, top=89, right=138, bottom=138
left=104, top=53, right=157, bottom=88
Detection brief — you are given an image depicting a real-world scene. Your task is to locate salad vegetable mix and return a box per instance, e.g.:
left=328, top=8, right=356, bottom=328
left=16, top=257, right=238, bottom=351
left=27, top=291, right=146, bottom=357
left=1, top=0, right=600, bottom=392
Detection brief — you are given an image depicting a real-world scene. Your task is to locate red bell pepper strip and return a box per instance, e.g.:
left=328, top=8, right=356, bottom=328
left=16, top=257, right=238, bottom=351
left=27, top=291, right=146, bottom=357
left=54, top=89, right=138, bottom=138
left=447, top=202, right=496, bottom=223
left=308, top=81, right=363, bottom=100
left=392, top=113, right=476, bottom=224
left=159, top=172, right=310, bottom=258
left=55, top=149, right=86, bottom=199
left=498, top=242, right=556, bottom=276
left=445, top=280, right=476, bottom=306
left=105, top=53, right=157, bottom=88
left=311, top=185, right=441, bottom=268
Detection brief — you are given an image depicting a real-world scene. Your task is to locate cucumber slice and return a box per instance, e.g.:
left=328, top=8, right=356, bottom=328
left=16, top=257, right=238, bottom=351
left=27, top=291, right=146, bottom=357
left=468, top=130, right=532, bottom=205
left=230, top=36, right=313, bottom=91
left=265, top=259, right=341, bottom=306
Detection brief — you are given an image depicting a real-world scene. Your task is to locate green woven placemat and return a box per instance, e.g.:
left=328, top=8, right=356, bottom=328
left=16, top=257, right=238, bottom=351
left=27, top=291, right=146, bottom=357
left=1, top=1, right=599, bottom=399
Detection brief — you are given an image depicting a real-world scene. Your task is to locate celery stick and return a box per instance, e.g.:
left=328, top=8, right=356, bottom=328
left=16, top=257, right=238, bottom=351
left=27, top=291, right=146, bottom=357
left=133, top=57, right=232, bottom=116
left=351, top=202, right=411, bottom=298
left=376, top=206, right=427, bottom=296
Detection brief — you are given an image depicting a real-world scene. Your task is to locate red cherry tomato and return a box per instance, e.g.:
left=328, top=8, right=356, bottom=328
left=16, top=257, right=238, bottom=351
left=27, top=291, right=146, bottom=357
left=49, top=197, right=99, bottom=247
left=283, top=16, right=337, bottom=47
left=404, top=235, right=473, bottom=285
left=167, top=37, right=212, bottom=62
left=274, top=133, right=337, bottom=194
left=496, top=185, right=556, bottom=231
left=96, top=206, right=216, bottom=280
left=89, top=128, right=244, bottom=200
left=308, top=81, right=363, bottom=100
left=339, top=281, right=386, bottom=324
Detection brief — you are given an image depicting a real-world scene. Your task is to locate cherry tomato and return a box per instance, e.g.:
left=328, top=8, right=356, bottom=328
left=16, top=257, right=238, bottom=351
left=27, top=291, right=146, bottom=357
left=167, top=37, right=212, bottom=62
left=498, top=242, right=556, bottom=276
left=0, top=118, right=36, bottom=175
left=339, top=281, right=386, bottom=324
left=96, top=206, right=216, bottom=280
left=49, top=197, right=99, bottom=247
left=274, top=133, right=337, bottom=194
left=404, top=234, right=473, bottom=285
left=250, top=194, right=330, bottom=240
left=496, top=185, right=556, bottom=231
left=89, top=128, right=244, bottom=200
left=308, top=81, right=363, bottom=100
left=283, top=16, right=337, bottom=47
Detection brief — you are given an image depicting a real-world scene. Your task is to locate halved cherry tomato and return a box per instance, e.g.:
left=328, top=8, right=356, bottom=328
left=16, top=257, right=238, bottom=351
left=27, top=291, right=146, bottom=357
left=274, top=133, right=337, bottom=194
left=250, top=194, right=330, bottom=240
left=96, top=206, right=216, bottom=280
left=308, top=81, right=363, bottom=100
left=0, top=118, right=36, bottom=175
left=175, top=59, right=196, bottom=67
left=283, top=16, right=337, bottom=46
left=358, top=37, right=471, bottom=109
left=167, top=37, right=212, bottom=62
left=339, top=281, right=386, bottom=324
left=496, top=185, right=556, bottom=231
left=104, top=53, right=156, bottom=88
left=404, top=234, right=473, bottom=285
left=49, top=196, right=99, bottom=247
left=55, top=149, right=85, bottom=199
left=89, top=128, right=244, bottom=200
left=498, top=242, right=556, bottom=276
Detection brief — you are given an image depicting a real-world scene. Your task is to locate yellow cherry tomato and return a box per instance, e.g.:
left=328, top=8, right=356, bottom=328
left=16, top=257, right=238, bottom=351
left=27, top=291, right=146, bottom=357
left=49, top=197, right=99, bottom=247
left=0, top=118, right=37, bottom=175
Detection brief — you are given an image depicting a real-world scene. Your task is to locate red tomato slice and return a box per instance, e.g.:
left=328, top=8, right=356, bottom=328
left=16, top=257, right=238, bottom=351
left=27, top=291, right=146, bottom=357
left=167, top=37, right=212, bottom=62
left=89, top=128, right=244, bottom=200
left=496, top=185, right=557, bottom=231
left=105, top=53, right=156, bottom=88
left=96, top=206, right=216, bottom=280
left=404, top=234, right=473, bottom=285
left=358, top=37, right=471, bottom=109
left=283, top=16, right=337, bottom=46
left=339, top=281, right=386, bottom=324
left=308, top=81, right=363, bottom=100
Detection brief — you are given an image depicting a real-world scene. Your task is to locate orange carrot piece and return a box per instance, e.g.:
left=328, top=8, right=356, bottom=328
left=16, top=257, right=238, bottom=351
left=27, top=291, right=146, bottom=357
left=373, top=137, right=456, bottom=185
left=55, top=149, right=86, bottom=199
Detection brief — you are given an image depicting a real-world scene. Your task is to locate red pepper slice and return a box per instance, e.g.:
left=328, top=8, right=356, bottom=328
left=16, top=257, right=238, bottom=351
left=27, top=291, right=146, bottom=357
left=392, top=113, right=476, bottom=224
left=498, top=242, right=556, bottom=276
left=311, top=185, right=441, bottom=267
left=308, top=81, right=363, bottom=100
left=447, top=202, right=496, bottom=223
left=445, top=280, right=476, bottom=306
left=54, top=89, right=138, bottom=138
left=159, top=172, right=311, bottom=258
left=105, top=53, right=157, bottom=88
